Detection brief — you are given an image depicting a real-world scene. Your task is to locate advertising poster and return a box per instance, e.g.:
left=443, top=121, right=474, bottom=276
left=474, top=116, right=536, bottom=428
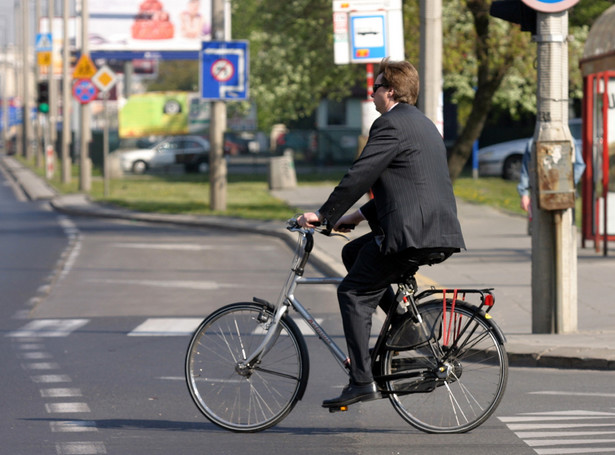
left=89, top=0, right=212, bottom=52
left=119, top=92, right=210, bottom=137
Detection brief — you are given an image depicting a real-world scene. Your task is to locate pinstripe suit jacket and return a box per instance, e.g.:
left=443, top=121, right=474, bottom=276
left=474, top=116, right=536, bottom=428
left=319, top=103, right=465, bottom=255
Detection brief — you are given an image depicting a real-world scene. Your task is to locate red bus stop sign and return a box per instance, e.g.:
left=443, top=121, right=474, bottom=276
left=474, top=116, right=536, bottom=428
left=521, top=0, right=579, bottom=13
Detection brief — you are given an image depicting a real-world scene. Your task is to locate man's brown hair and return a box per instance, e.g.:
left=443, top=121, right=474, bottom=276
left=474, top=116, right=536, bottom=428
left=377, top=58, right=420, bottom=105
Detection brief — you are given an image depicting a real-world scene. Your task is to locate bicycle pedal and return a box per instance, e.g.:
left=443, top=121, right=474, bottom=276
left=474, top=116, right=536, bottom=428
left=328, top=405, right=348, bottom=413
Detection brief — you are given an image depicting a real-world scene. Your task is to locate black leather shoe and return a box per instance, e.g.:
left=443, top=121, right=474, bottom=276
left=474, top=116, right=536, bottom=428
left=322, top=381, right=382, bottom=408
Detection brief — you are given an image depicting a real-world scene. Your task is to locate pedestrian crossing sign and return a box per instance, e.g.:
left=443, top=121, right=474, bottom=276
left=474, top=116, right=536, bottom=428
left=35, top=33, right=52, bottom=52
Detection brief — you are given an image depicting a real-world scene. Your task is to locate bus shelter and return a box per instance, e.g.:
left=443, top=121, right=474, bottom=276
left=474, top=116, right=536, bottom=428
left=579, top=4, right=615, bottom=255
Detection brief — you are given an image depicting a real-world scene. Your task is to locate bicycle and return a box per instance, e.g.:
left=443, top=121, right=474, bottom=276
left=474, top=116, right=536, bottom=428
left=185, top=219, right=508, bottom=433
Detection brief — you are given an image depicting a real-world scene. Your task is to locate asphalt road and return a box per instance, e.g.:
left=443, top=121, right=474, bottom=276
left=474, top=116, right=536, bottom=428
left=3, top=169, right=615, bottom=454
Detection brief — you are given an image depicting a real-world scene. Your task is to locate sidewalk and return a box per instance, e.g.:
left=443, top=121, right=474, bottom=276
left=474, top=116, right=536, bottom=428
left=3, top=154, right=615, bottom=370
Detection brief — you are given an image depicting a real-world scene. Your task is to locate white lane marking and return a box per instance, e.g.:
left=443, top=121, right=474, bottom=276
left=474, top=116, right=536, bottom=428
left=535, top=448, right=615, bottom=454
left=530, top=391, right=615, bottom=398
left=129, top=317, right=324, bottom=337
left=88, top=278, right=233, bottom=290
left=527, top=438, right=615, bottom=447
left=7, top=319, right=89, bottom=337
left=517, top=430, right=615, bottom=438
left=40, top=388, right=83, bottom=398
left=31, top=375, right=72, bottom=383
left=50, top=421, right=97, bottom=433
left=46, top=403, right=91, bottom=413
left=128, top=318, right=202, bottom=336
left=111, top=243, right=275, bottom=251
left=55, top=441, right=106, bottom=454
left=509, top=423, right=615, bottom=430
left=23, top=362, right=60, bottom=370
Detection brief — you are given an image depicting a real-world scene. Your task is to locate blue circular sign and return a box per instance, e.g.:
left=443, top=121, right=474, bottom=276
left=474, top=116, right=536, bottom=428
left=72, top=79, right=99, bottom=104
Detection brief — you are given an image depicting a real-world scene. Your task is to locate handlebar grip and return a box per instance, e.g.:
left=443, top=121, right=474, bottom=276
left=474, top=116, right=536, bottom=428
left=337, top=224, right=355, bottom=231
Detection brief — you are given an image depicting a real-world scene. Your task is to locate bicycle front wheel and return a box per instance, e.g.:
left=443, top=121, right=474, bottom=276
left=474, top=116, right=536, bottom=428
left=185, top=302, right=309, bottom=432
left=382, top=300, right=508, bottom=433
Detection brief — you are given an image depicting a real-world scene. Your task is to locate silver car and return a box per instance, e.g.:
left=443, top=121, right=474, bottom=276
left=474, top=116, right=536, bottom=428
left=118, top=135, right=211, bottom=174
left=478, top=119, right=581, bottom=181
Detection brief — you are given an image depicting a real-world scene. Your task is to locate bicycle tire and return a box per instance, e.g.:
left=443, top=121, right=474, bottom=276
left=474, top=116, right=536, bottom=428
left=185, top=302, right=309, bottom=432
left=381, top=299, right=508, bottom=433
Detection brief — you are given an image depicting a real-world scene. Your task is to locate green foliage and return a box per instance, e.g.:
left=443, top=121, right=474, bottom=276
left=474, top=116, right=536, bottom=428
left=146, top=61, right=199, bottom=92
left=233, top=0, right=365, bottom=130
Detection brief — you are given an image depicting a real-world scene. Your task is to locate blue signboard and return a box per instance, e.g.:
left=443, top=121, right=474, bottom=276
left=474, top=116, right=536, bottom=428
left=200, top=41, right=249, bottom=101
left=350, top=13, right=387, bottom=63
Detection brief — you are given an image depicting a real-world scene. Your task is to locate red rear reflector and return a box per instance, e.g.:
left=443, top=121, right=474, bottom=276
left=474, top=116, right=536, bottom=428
left=484, top=294, right=494, bottom=306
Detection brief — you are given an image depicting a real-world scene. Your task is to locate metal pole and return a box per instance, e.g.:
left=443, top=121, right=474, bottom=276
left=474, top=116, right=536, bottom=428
left=103, top=90, right=109, bottom=197
left=36, top=0, right=43, bottom=168
left=1, top=17, right=9, bottom=152
left=79, top=0, right=91, bottom=191
left=61, top=0, right=71, bottom=183
left=209, top=0, right=227, bottom=211
left=48, top=0, right=57, bottom=148
left=419, top=0, right=443, bottom=134
left=22, top=0, right=33, bottom=161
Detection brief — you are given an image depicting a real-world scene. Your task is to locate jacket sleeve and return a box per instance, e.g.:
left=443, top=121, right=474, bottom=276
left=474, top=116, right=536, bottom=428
left=318, top=115, right=400, bottom=226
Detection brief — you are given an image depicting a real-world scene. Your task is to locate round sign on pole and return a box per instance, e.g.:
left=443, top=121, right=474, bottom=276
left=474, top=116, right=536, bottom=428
left=72, top=79, right=99, bottom=104
left=210, top=59, right=235, bottom=82
left=521, top=0, right=579, bottom=13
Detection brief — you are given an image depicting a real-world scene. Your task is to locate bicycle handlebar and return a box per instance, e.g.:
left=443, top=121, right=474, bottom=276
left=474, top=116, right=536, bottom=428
left=286, top=218, right=355, bottom=237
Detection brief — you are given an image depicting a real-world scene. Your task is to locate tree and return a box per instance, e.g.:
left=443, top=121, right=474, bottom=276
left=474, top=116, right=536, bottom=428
left=233, top=0, right=365, bottom=131
left=444, top=0, right=611, bottom=181
left=444, top=0, right=532, bottom=180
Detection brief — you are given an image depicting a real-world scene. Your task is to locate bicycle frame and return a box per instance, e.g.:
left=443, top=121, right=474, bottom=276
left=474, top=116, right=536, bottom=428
left=242, top=227, right=351, bottom=373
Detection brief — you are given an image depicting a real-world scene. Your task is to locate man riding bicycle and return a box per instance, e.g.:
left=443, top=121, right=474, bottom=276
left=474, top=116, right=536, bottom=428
left=298, top=58, right=465, bottom=408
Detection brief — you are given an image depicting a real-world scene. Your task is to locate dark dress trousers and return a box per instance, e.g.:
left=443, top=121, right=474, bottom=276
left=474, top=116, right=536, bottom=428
left=318, top=103, right=466, bottom=384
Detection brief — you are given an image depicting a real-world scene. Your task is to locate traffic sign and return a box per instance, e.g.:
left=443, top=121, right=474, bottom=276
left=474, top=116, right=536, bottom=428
left=37, top=51, right=52, bottom=67
left=73, top=54, right=97, bottom=80
left=92, top=65, right=117, bottom=93
left=200, top=41, right=249, bottom=101
left=521, top=0, right=579, bottom=13
left=35, top=33, right=52, bottom=52
left=72, top=79, right=99, bottom=104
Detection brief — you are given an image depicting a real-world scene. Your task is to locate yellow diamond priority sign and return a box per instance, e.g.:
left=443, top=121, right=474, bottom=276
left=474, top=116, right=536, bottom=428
left=72, top=54, right=97, bottom=80
left=91, top=65, right=117, bottom=93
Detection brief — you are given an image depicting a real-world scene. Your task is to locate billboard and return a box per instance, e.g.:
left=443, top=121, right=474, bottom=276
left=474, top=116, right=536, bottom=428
left=119, top=91, right=210, bottom=138
left=89, top=0, right=212, bottom=53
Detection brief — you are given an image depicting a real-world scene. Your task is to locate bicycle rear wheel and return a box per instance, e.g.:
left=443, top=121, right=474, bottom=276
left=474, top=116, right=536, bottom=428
left=185, top=302, right=309, bottom=432
left=381, top=300, right=507, bottom=433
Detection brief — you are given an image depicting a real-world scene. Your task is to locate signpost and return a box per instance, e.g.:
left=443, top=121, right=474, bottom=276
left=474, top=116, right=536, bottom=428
left=92, top=65, right=118, bottom=197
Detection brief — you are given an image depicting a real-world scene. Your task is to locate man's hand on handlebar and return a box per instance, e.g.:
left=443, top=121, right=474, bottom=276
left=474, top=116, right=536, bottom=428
left=297, top=212, right=322, bottom=229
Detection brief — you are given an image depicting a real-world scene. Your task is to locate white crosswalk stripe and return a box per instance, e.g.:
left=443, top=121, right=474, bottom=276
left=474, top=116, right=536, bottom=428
left=127, top=317, right=324, bottom=336
left=7, top=319, right=89, bottom=337
left=499, top=410, right=615, bottom=454
left=7, top=316, right=326, bottom=338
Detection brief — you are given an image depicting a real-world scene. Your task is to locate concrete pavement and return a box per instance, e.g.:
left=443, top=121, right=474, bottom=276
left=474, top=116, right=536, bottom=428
left=3, top=153, right=615, bottom=370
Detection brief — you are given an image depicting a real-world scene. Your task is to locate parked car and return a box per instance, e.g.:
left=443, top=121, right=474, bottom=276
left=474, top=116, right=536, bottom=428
left=477, top=118, right=582, bottom=181
left=117, top=135, right=210, bottom=174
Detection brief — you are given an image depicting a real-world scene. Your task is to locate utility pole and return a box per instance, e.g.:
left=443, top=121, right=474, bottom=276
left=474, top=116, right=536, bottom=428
left=79, top=0, right=91, bottom=191
left=209, top=0, right=228, bottom=211
left=419, top=0, right=443, bottom=134
left=48, top=0, right=57, bottom=150
left=21, top=0, right=33, bottom=161
left=61, top=0, right=71, bottom=183
left=531, top=10, right=577, bottom=333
